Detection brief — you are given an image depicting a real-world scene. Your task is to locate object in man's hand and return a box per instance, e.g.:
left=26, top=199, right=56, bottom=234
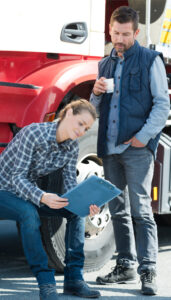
left=104, top=78, right=114, bottom=93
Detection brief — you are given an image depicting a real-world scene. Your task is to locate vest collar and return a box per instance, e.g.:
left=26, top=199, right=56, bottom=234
left=110, top=48, right=118, bottom=61
left=124, top=40, right=139, bottom=59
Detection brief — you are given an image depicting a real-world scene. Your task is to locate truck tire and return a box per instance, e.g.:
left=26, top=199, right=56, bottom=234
left=40, top=121, right=116, bottom=272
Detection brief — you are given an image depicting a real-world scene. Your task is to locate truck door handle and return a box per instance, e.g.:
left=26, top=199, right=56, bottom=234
left=60, top=22, right=88, bottom=44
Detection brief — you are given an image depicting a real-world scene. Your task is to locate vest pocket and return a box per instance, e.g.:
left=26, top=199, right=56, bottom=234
left=129, top=67, right=141, bottom=91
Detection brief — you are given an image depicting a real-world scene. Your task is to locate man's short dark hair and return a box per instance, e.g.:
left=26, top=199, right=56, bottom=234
left=110, top=6, right=139, bottom=32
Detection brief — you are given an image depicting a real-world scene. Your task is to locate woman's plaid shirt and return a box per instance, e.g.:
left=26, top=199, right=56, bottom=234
left=0, top=121, right=79, bottom=206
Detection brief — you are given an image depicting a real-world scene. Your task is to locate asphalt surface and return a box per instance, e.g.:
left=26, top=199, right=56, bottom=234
left=0, top=220, right=171, bottom=299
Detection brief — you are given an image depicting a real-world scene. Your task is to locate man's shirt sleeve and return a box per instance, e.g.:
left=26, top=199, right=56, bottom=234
left=90, top=92, right=103, bottom=115
left=11, top=126, right=44, bottom=206
left=90, top=73, right=103, bottom=115
left=135, top=55, right=170, bottom=145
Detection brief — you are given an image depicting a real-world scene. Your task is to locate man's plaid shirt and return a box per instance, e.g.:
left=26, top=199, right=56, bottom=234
left=0, top=121, right=79, bottom=206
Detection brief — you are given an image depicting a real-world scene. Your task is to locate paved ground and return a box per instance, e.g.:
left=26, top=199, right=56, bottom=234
left=0, top=220, right=171, bottom=299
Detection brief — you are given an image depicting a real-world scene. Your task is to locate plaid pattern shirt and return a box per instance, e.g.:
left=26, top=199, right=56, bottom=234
left=0, top=121, right=79, bottom=206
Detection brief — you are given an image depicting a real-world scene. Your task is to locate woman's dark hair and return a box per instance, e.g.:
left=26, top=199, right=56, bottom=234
left=110, top=6, right=139, bottom=32
left=58, top=99, right=97, bottom=120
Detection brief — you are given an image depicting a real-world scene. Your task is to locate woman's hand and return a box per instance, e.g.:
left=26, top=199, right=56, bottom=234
left=89, top=205, right=100, bottom=217
left=40, top=193, right=68, bottom=209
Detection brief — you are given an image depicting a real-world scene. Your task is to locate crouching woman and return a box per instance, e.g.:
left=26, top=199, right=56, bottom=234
left=0, top=99, right=101, bottom=300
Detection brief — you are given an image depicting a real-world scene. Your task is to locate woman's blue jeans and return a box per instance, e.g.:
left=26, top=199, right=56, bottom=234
left=102, top=146, right=158, bottom=274
left=0, top=190, right=85, bottom=285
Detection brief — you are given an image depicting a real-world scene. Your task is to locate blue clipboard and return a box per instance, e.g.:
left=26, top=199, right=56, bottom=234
left=62, top=175, right=121, bottom=217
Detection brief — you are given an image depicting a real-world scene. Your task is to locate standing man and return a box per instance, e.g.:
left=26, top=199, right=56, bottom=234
left=90, top=6, right=170, bottom=296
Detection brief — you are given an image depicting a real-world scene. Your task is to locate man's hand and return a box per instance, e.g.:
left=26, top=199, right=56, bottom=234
left=40, top=193, right=68, bottom=209
left=89, top=205, right=100, bottom=217
left=124, top=136, right=146, bottom=148
left=93, top=77, right=107, bottom=96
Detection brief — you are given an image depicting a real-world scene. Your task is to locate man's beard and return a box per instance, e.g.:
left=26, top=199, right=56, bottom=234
left=114, top=43, right=126, bottom=53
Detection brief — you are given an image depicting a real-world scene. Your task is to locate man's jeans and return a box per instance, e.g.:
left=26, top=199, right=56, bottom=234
left=102, top=146, right=158, bottom=274
left=0, top=191, right=85, bottom=285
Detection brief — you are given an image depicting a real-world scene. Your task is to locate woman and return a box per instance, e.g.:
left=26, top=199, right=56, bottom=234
left=0, top=99, right=101, bottom=300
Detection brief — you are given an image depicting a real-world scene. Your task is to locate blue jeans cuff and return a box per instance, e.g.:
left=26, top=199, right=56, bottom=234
left=37, top=271, right=56, bottom=286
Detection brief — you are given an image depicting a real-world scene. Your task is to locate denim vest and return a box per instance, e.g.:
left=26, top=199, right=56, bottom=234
left=97, top=40, right=163, bottom=157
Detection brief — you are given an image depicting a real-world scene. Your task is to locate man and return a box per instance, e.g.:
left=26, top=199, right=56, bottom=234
left=90, top=6, right=170, bottom=296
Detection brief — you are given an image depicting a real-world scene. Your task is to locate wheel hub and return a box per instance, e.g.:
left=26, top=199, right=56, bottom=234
left=77, top=155, right=111, bottom=239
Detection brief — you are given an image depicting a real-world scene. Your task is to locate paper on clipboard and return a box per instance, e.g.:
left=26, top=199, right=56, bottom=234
left=62, top=175, right=121, bottom=217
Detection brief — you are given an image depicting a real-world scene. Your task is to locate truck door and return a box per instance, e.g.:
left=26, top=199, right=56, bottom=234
left=0, top=0, right=105, bottom=56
